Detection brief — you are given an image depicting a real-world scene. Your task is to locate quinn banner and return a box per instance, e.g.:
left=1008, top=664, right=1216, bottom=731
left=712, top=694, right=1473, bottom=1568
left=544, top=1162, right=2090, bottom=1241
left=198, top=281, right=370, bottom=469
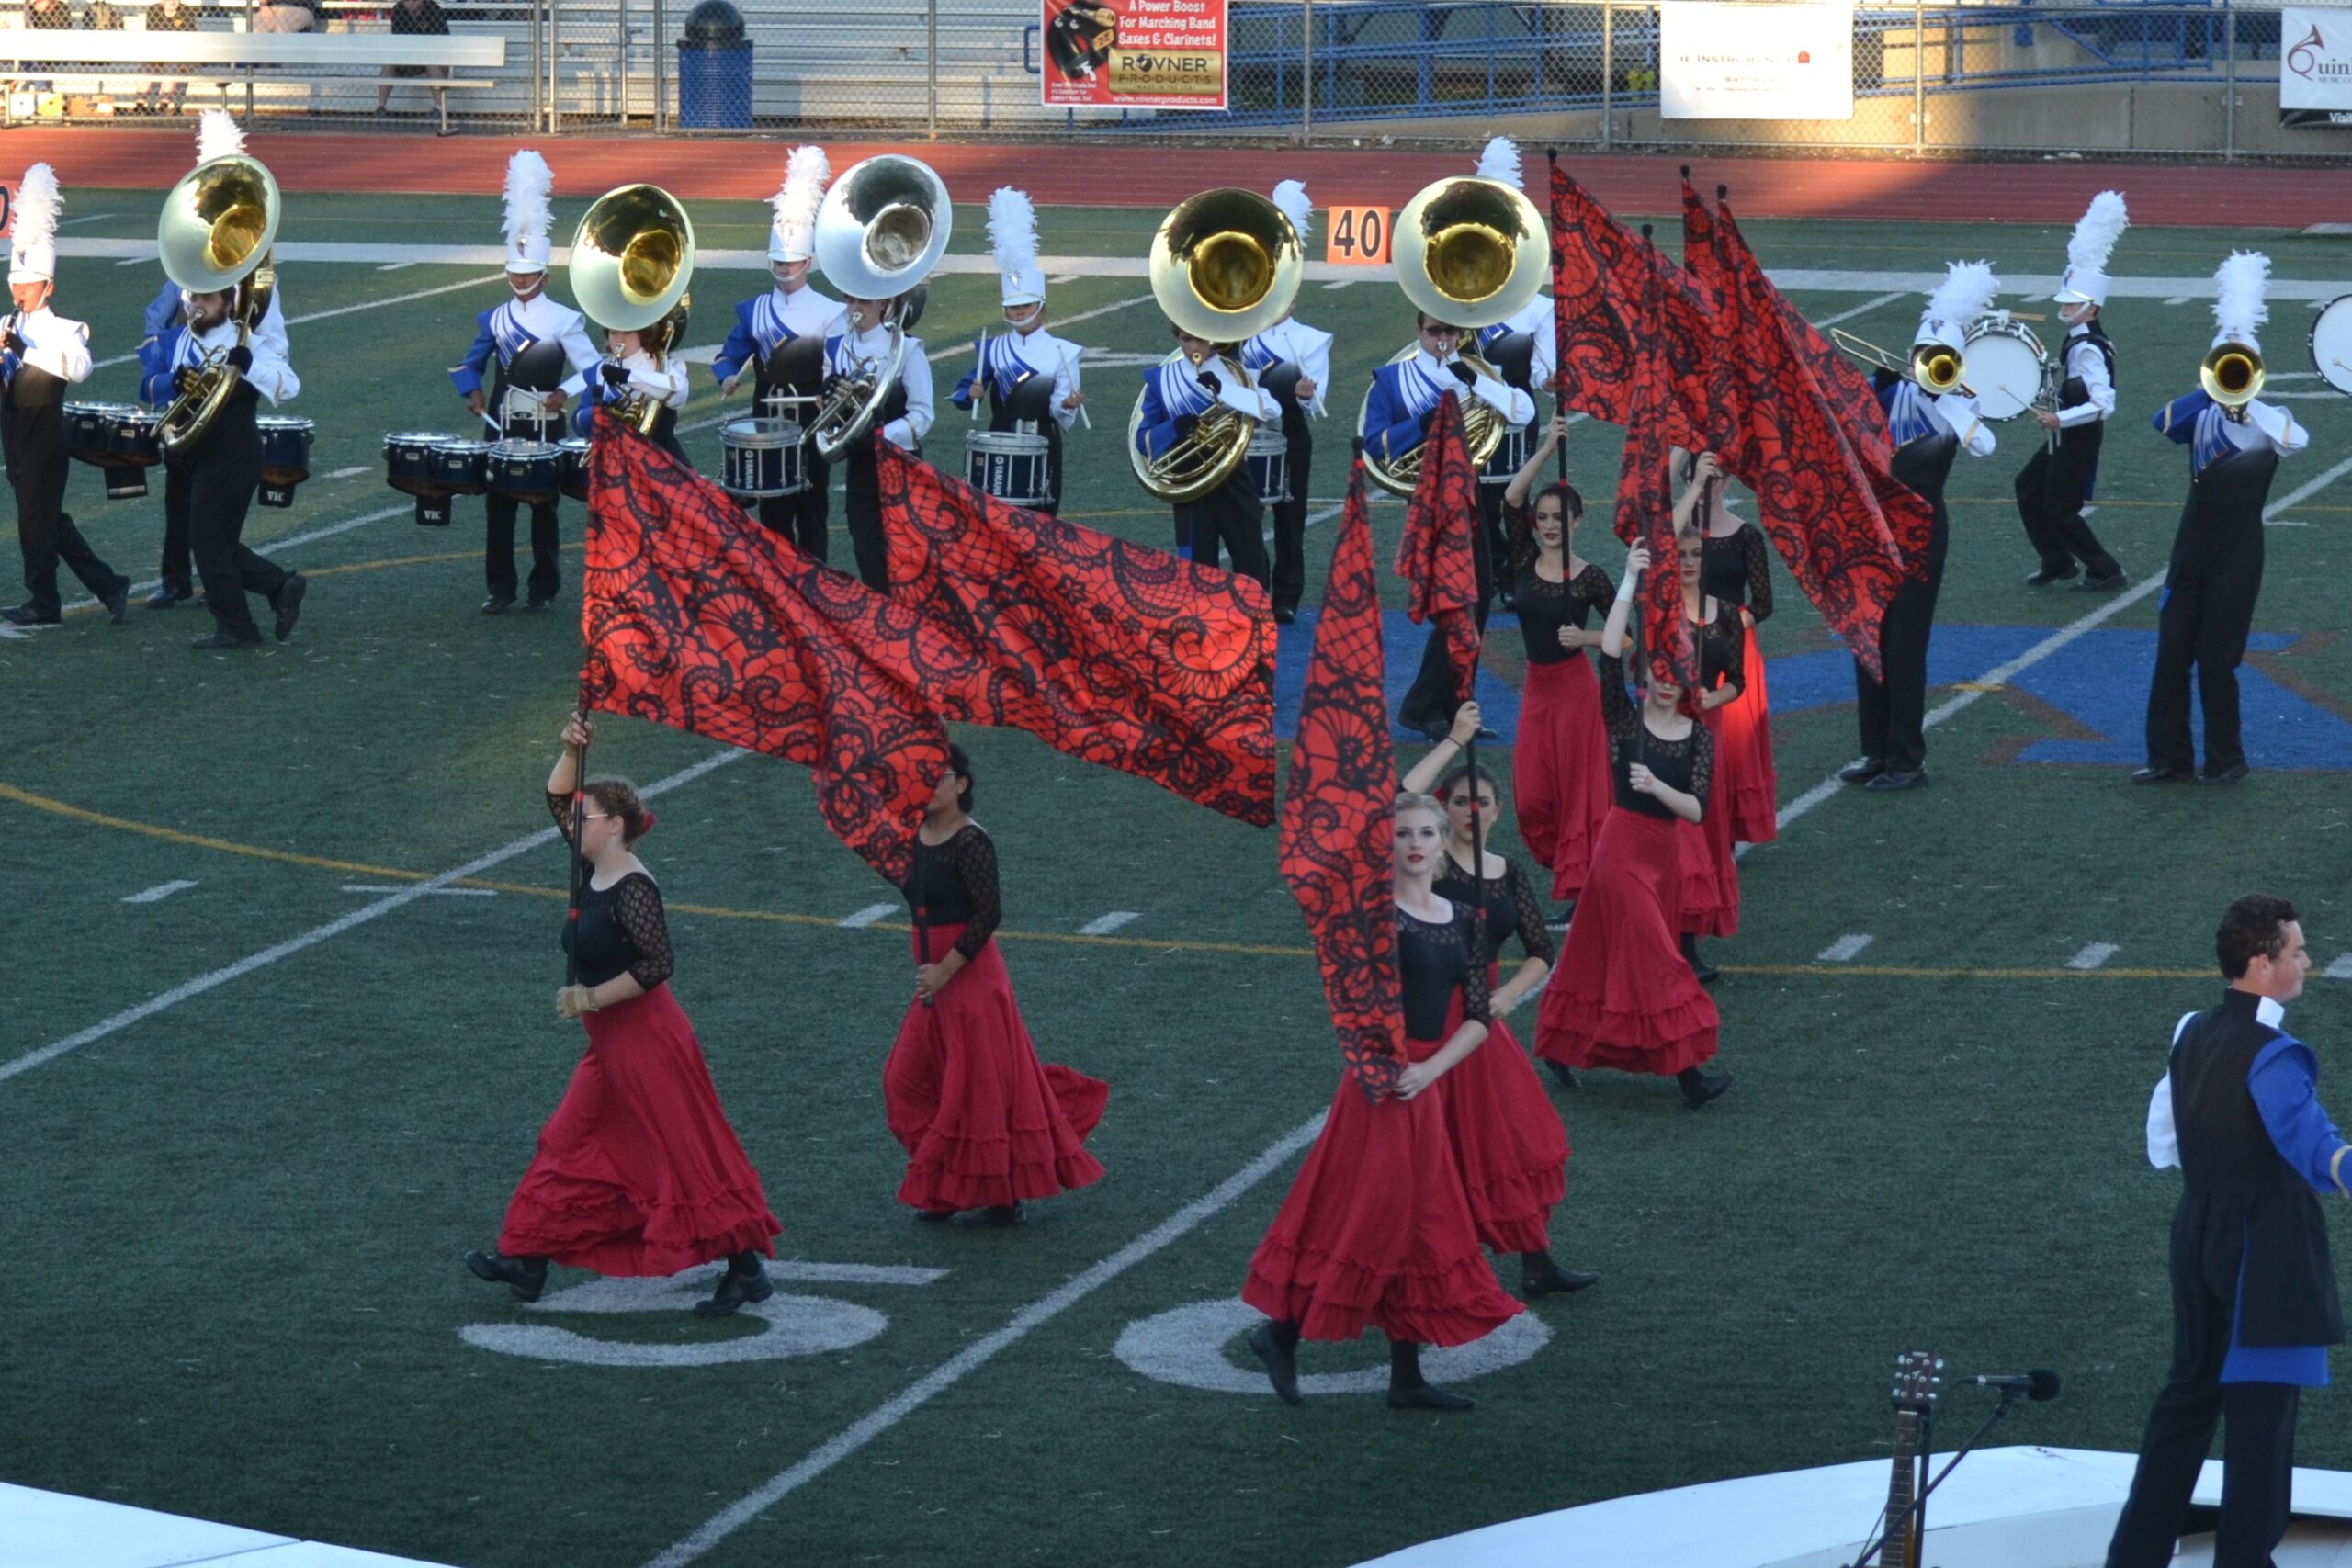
left=2282, top=8, right=2352, bottom=128
left=1659, top=0, right=1854, bottom=120
left=1041, top=0, right=1228, bottom=110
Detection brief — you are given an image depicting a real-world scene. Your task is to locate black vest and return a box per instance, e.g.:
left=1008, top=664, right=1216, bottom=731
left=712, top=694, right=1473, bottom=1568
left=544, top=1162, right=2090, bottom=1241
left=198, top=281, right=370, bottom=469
left=2055, top=323, right=2114, bottom=461
left=1891, top=428, right=1957, bottom=579
left=2170, top=989, right=2345, bottom=1347
left=2169, top=446, right=2279, bottom=576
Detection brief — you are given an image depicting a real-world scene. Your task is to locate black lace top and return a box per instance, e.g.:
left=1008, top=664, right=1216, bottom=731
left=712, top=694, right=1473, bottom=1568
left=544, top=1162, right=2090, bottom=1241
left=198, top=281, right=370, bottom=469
left=1396, top=902, right=1494, bottom=1043
left=547, top=793, right=675, bottom=990
left=1432, top=854, right=1555, bottom=967
left=1514, top=560, right=1615, bottom=667
left=901, top=823, right=1001, bottom=962
left=1689, top=600, right=1747, bottom=695
left=1599, top=664, right=1713, bottom=819
left=1699, top=523, right=1773, bottom=622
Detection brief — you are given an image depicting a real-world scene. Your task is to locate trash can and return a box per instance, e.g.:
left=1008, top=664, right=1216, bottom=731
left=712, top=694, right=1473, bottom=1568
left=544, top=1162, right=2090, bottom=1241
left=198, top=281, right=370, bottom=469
left=677, top=0, right=751, bottom=130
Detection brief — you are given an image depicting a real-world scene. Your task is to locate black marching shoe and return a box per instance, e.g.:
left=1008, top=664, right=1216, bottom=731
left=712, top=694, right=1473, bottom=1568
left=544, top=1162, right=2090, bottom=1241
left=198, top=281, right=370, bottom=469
left=2200, top=761, right=2250, bottom=786
left=189, top=629, right=261, bottom=650
left=976, top=1202, right=1025, bottom=1227
left=464, top=1248, right=548, bottom=1302
left=1521, top=1252, right=1600, bottom=1299
left=2022, top=563, right=2078, bottom=586
left=1680, top=933, right=1718, bottom=986
left=1865, top=768, right=1927, bottom=792
left=1837, top=757, right=1886, bottom=786
left=2132, top=764, right=2193, bottom=785
left=1272, top=605, right=1296, bottom=626
left=1679, top=1066, right=1733, bottom=1109
left=522, top=596, right=555, bottom=614
left=2072, top=570, right=2129, bottom=593
left=480, top=594, right=514, bottom=615
left=1388, top=1383, right=1476, bottom=1412
left=912, top=1206, right=956, bottom=1223
left=694, top=1254, right=775, bottom=1317
left=146, top=583, right=194, bottom=610
left=103, top=580, right=130, bottom=624
left=1543, top=1059, right=1582, bottom=1091
left=1249, top=1323, right=1304, bottom=1406
left=1, top=603, right=59, bottom=626
left=271, top=573, right=306, bottom=642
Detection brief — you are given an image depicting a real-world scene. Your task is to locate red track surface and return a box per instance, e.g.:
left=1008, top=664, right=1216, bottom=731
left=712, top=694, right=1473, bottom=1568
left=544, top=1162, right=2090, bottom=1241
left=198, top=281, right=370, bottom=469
left=14, top=129, right=2346, bottom=228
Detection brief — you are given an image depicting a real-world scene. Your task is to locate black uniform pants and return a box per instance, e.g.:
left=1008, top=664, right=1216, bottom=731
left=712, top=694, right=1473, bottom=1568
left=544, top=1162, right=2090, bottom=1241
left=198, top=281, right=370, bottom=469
left=1266, top=408, right=1310, bottom=613
left=7, top=394, right=122, bottom=617
left=1854, top=523, right=1949, bottom=773
left=749, top=448, right=830, bottom=561
left=166, top=420, right=285, bottom=642
left=2105, top=1255, right=2301, bottom=1568
left=2145, top=529, right=2263, bottom=776
left=1396, top=508, right=1496, bottom=734
left=484, top=491, right=560, bottom=604
left=843, top=449, right=890, bottom=592
left=1177, top=469, right=1269, bottom=587
left=2016, top=427, right=2120, bottom=578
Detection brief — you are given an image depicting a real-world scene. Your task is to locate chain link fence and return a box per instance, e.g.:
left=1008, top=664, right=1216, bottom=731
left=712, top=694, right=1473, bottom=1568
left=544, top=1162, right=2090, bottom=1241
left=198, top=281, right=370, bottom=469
left=0, top=0, right=2332, bottom=158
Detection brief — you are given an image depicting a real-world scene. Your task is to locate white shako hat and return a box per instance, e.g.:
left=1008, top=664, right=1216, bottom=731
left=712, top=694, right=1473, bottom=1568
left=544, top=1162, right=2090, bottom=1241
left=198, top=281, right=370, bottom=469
left=502, top=149, right=554, bottom=275
left=989, top=186, right=1045, bottom=309
left=1475, top=135, right=1523, bottom=191
left=2053, top=190, right=2127, bottom=307
left=196, top=106, right=243, bottom=165
left=2212, top=249, right=2269, bottom=354
left=769, top=145, right=829, bottom=265
left=9, top=162, right=60, bottom=285
left=1915, top=260, right=1998, bottom=355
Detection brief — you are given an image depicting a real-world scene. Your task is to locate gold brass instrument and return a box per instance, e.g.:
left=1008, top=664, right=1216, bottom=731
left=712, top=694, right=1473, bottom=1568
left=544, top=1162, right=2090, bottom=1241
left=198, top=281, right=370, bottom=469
left=1829, top=327, right=1968, bottom=395
left=569, top=183, right=696, bottom=436
left=2201, top=339, right=2265, bottom=412
left=1129, top=187, right=1304, bottom=504
left=809, top=154, right=953, bottom=462
left=1358, top=175, right=1545, bottom=497
left=154, top=150, right=280, bottom=457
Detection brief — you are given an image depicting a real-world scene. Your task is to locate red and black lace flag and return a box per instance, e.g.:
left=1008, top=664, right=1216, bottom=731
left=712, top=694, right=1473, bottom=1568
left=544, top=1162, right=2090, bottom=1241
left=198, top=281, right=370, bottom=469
left=1279, top=460, right=1405, bottom=1101
left=874, top=442, right=1276, bottom=827
left=582, top=425, right=949, bottom=883
left=1391, top=391, right=1481, bottom=706
left=1715, top=196, right=1894, bottom=473
left=1679, top=175, right=1751, bottom=459
left=1611, top=265, right=1701, bottom=699
left=1548, top=161, right=1711, bottom=451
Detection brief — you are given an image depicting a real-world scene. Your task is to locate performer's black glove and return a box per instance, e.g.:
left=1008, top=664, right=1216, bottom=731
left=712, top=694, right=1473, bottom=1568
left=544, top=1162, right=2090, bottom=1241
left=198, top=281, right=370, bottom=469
left=225, top=344, right=253, bottom=373
left=601, top=361, right=629, bottom=388
left=1172, top=413, right=1200, bottom=439
left=1, top=331, right=24, bottom=355
left=1196, top=370, right=1222, bottom=395
left=172, top=366, right=203, bottom=395
left=1449, top=360, right=1477, bottom=389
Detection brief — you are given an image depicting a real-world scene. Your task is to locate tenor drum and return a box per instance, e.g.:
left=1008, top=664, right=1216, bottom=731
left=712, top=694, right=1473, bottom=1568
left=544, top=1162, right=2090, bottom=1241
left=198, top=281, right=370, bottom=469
left=1962, top=316, right=2047, bottom=423
left=2310, top=294, right=2352, bottom=397
left=720, top=416, right=808, bottom=500
left=487, top=438, right=564, bottom=504
left=384, top=431, right=453, bottom=498
left=256, top=415, right=313, bottom=508
left=965, top=429, right=1052, bottom=507
left=1244, top=427, right=1290, bottom=508
left=102, top=406, right=162, bottom=468
left=64, top=400, right=121, bottom=466
left=558, top=437, right=592, bottom=502
left=431, top=437, right=492, bottom=497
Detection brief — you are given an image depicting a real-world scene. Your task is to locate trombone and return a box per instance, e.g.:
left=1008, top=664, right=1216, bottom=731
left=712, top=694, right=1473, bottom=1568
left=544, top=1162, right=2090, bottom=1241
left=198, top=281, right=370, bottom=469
left=569, top=183, right=696, bottom=437
left=1829, top=327, right=1968, bottom=397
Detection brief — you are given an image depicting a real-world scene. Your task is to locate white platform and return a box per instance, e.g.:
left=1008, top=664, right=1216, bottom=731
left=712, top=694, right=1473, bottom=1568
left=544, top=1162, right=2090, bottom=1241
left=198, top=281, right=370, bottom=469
left=0, top=1481, right=459, bottom=1568
left=1360, top=1446, right=2352, bottom=1568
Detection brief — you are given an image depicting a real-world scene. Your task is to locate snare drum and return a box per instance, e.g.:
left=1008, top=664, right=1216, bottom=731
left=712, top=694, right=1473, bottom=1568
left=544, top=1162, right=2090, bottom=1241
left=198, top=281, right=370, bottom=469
left=720, top=417, right=808, bottom=499
left=558, top=437, right=592, bottom=503
left=431, top=437, right=492, bottom=497
left=64, top=400, right=121, bottom=466
left=256, top=415, right=313, bottom=508
left=487, top=438, right=563, bottom=504
left=1479, top=423, right=1531, bottom=485
left=1244, top=427, right=1290, bottom=509
left=1961, top=315, right=2048, bottom=423
left=965, top=429, right=1052, bottom=508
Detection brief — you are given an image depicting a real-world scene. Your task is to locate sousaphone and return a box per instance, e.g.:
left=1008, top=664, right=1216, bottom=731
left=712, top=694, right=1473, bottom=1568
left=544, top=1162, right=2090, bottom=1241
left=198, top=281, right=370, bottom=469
left=154, top=149, right=280, bottom=457
left=808, top=154, right=953, bottom=462
left=569, top=183, right=695, bottom=435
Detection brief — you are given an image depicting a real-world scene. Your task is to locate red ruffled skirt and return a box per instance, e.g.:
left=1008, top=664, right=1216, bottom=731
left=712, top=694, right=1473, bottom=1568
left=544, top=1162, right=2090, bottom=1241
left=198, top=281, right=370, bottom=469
left=1716, top=630, right=1779, bottom=844
left=1439, top=979, right=1569, bottom=1256
left=1679, top=705, right=1741, bottom=939
left=1512, top=654, right=1614, bottom=903
left=884, top=922, right=1107, bottom=1213
left=1243, top=1029, right=1524, bottom=1347
left=1536, top=808, right=1722, bottom=1077
left=498, top=985, right=781, bottom=1274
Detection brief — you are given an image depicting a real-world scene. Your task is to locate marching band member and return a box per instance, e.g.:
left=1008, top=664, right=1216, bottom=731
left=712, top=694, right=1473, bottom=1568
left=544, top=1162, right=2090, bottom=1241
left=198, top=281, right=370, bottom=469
left=448, top=150, right=596, bottom=615
left=1369, top=309, right=1536, bottom=740
left=1, top=163, right=129, bottom=629
left=712, top=145, right=840, bottom=558
left=1239, top=178, right=1330, bottom=623
left=825, top=290, right=933, bottom=592
left=2019, top=191, right=2128, bottom=592
left=1842, top=263, right=1998, bottom=793
left=2136, top=253, right=2307, bottom=788
left=140, top=112, right=304, bottom=651
left=575, top=323, right=691, bottom=468
left=1469, top=138, right=1555, bottom=611
left=1135, top=325, right=1274, bottom=582
left=951, top=186, right=1084, bottom=515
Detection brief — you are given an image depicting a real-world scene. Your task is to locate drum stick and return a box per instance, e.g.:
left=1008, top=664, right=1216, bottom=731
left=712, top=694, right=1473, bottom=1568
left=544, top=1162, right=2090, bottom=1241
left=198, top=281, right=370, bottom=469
left=971, top=332, right=986, bottom=422
left=1061, top=343, right=1092, bottom=430
left=480, top=409, right=503, bottom=434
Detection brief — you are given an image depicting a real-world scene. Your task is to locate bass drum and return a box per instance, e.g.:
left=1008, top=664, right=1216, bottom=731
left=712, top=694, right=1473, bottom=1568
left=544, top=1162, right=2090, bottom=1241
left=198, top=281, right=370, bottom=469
left=256, top=415, right=313, bottom=509
left=965, top=429, right=1051, bottom=508
left=2310, top=294, right=2352, bottom=397
left=1962, top=316, right=2047, bottom=422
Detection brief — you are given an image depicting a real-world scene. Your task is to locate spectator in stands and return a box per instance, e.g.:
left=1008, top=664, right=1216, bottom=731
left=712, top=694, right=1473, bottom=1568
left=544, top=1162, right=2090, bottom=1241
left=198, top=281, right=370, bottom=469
left=141, top=0, right=197, bottom=114
left=376, top=0, right=450, bottom=129
left=253, top=0, right=320, bottom=34
left=21, top=0, right=72, bottom=94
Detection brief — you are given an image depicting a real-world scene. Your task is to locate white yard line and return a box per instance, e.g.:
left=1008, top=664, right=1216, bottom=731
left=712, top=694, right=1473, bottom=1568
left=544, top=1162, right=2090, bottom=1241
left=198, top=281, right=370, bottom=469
left=1816, top=933, right=1874, bottom=963
left=2067, top=942, right=2120, bottom=971
left=59, top=502, right=411, bottom=615
left=0, top=750, right=745, bottom=1088
left=1809, top=291, right=1905, bottom=330
left=121, top=880, right=196, bottom=904
left=91, top=274, right=506, bottom=369
left=836, top=902, right=898, bottom=929
left=339, top=883, right=497, bottom=897
left=640, top=1111, right=1328, bottom=1568
left=1077, top=910, right=1141, bottom=935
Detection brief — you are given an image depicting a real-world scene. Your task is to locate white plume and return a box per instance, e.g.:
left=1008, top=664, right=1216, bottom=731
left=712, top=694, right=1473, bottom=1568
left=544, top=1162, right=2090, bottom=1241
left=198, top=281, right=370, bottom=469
left=1476, top=136, right=1523, bottom=190
left=197, top=107, right=244, bottom=164
left=1271, top=179, right=1312, bottom=246
left=987, top=186, right=1038, bottom=273
left=14, top=163, right=61, bottom=258
left=774, top=144, right=830, bottom=229
left=1924, top=260, right=2000, bottom=329
left=2065, top=189, right=2128, bottom=274
left=2213, top=250, right=2270, bottom=344
left=501, top=149, right=553, bottom=253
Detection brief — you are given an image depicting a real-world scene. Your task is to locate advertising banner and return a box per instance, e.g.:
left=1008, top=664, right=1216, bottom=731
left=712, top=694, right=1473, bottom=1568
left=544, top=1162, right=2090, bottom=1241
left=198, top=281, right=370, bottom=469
left=1042, top=0, right=1228, bottom=111
left=1660, top=2, right=1855, bottom=121
left=2282, top=8, right=2352, bottom=128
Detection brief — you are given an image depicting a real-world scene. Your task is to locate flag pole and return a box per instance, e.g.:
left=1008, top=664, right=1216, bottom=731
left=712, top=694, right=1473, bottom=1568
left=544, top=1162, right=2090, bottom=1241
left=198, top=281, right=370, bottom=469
left=1547, top=147, right=1568, bottom=486
left=565, top=685, right=590, bottom=991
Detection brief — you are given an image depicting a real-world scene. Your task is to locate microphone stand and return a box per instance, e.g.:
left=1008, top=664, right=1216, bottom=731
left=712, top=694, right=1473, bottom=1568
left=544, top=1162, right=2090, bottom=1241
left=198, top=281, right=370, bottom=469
left=1842, top=1389, right=2025, bottom=1568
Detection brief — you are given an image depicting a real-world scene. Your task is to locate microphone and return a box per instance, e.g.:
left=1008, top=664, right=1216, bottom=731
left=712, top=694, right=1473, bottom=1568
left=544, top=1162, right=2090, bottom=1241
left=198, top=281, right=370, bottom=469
left=1967, top=1370, right=2061, bottom=1402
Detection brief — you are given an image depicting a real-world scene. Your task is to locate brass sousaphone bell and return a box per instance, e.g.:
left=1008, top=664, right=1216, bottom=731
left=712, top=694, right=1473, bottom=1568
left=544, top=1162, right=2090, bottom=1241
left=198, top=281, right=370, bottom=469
left=154, top=150, right=280, bottom=457
left=808, top=154, right=953, bottom=462
left=1127, top=187, right=1304, bottom=505
left=570, top=183, right=696, bottom=435
left=1360, top=175, right=1547, bottom=497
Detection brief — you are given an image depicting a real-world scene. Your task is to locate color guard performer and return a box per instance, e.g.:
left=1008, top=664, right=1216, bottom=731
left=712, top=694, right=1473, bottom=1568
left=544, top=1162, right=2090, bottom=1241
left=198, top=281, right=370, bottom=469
left=2136, top=253, right=2306, bottom=788
left=1239, top=179, right=1331, bottom=622
left=1841, top=263, right=1998, bottom=793
left=449, top=151, right=596, bottom=615
left=1135, top=325, right=1275, bottom=581
left=712, top=145, right=840, bottom=558
left=2108, top=893, right=2341, bottom=1568
left=1, top=163, right=129, bottom=628
left=1468, top=137, right=1555, bottom=611
left=2019, top=192, right=2128, bottom=592
left=1679, top=449, right=1781, bottom=830
left=950, top=186, right=1084, bottom=515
